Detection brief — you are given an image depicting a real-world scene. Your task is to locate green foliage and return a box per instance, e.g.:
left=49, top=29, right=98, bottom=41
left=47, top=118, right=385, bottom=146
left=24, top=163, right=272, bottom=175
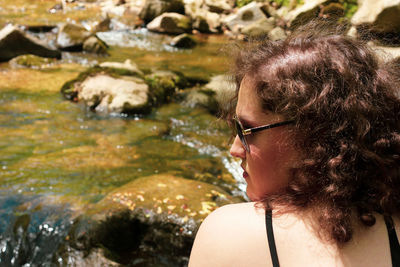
left=340, top=0, right=358, bottom=18
left=236, top=0, right=253, bottom=8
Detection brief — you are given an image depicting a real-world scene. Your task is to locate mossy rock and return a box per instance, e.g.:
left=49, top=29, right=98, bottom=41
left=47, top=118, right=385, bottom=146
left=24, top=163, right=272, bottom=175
left=9, top=54, right=58, bottom=69
left=60, top=66, right=144, bottom=101
left=91, top=174, right=241, bottom=222
left=145, top=70, right=189, bottom=105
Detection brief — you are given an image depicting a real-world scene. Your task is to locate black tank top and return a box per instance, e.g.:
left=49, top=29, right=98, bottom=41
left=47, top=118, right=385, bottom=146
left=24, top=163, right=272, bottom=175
left=265, top=210, right=400, bottom=267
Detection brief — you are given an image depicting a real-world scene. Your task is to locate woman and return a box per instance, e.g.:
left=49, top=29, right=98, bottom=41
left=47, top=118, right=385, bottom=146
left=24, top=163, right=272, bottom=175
left=189, top=23, right=400, bottom=266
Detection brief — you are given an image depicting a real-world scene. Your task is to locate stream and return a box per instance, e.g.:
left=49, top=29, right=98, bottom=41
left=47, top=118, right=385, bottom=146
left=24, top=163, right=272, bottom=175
left=0, top=11, right=245, bottom=266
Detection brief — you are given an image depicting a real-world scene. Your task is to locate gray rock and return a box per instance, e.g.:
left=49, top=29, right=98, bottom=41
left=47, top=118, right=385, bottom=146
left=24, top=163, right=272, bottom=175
left=170, top=33, right=197, bottom=48
left=139, top=0, right=185, bottom=23
left=240, top=17, right=275, bottom=38
left=78, top=74, right=150, bottom=114
left=147, top=12, right=192, bottom=34
left=351, top=0, right=400, bottom=34
left=223, top=2, right=268, bottom=33
left=82, top=35, right=109, bottom=55
left=56, top=23, right=91, bottom=51
left=0, top=24, right=61, bottom=62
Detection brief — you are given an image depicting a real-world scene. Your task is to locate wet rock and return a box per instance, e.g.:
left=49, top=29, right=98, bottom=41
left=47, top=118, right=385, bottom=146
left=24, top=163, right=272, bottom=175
left=86, top=174, right=241, bottom=265
left=170, top=33, right=197, bottom=48
left=268, top=26, right=287, bottom=41
left=0, top=24, right=61, bottom=62
left=284, top=0, right=329, bottom=29
left=56, top=23, right=91, bottom=51
left=147, top=12, right=192, bottom=34
left=139, top=0, right=185, bottom=23
left=9, top=54, right=57, bottom=69
left=83, top=35, right=109, bottom=55
left=223, top=1, right=268, bottom=33
left=351, top=0, right=400, bottom=43
left=240, top=17, right=275, bottom=38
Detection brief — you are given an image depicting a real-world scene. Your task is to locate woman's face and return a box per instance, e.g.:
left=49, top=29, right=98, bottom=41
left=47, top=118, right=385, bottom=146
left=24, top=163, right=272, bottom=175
left=230, top=75, right=298, bottom=201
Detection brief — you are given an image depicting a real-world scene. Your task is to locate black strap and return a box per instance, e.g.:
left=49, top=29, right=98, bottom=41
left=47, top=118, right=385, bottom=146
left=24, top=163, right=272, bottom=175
left=266, top=210, right=280, bottom=267
left=384, top=215, right=400, bottom=267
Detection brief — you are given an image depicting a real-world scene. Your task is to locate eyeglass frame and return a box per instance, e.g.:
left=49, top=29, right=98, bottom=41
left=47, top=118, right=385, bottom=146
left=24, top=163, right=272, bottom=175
left=233, top=115, right=294, bottom=152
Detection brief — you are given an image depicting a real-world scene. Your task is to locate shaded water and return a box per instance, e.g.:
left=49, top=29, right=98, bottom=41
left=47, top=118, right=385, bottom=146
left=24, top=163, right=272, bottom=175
left=0, top=25, right=244, bottom=265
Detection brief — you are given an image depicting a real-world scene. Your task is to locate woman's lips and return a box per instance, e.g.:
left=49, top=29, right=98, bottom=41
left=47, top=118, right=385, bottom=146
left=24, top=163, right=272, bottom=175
left=243, top=170, right=249, bottom=179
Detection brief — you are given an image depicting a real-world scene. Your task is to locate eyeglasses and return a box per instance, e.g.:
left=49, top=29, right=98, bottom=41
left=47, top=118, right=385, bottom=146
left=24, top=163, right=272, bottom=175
left=233, top=115, right=294, bottom=152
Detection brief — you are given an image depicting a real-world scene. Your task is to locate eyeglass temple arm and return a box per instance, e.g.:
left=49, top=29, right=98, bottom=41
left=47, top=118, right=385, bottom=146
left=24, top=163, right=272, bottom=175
left=242, top=120, right=294, bottom=135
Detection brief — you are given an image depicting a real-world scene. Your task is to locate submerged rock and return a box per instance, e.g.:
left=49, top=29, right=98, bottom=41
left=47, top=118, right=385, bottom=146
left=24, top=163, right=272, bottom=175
left=0, top=24, right=61, bottom=62
left=147, top=12, right=192, bottom=34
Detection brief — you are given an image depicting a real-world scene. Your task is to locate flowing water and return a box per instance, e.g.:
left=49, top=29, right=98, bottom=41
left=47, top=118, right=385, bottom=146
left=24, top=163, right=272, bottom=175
left=0, top=20, right=245, bottom=265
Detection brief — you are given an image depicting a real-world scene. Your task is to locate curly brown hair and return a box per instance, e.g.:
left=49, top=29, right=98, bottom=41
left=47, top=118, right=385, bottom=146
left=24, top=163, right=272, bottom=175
left=228, top=22, right=400, bottom=244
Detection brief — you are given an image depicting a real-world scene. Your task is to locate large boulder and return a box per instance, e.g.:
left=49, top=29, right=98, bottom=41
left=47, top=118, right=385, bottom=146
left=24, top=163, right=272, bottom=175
left=87, top=174, right=241, bottom=265
left=56, top=23, right=92, bottom=51
left=147, top=12, right=192, bottom=34
left=139, top=0, right=185, bottom=23
left=223, top=2, right=268, bottom=33
left=0, top=24, right=61, bottom=62
left=351, top=0, right=400, bottom=35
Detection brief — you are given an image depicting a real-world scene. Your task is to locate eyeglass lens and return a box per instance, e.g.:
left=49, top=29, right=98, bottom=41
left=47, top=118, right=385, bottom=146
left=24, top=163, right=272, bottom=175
left=234, top=119, right=249, bottom=152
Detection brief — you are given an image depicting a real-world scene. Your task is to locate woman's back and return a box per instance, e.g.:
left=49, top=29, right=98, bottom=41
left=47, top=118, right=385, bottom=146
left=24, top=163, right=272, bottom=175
left=189, top=202, right=400, bottom=266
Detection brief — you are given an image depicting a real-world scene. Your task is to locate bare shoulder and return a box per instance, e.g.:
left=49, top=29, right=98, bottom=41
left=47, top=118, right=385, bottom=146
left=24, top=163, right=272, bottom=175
left=189, top=202, right=269, bottom=267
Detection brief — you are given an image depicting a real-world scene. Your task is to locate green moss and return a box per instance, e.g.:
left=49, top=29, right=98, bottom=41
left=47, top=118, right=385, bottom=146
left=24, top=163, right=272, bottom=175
left=341, top=0, right=358, bottom=18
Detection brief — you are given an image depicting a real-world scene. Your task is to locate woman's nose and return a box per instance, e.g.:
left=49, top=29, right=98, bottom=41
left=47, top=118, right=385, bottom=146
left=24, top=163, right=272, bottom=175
left=230, top=135, right=246, bottom=159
